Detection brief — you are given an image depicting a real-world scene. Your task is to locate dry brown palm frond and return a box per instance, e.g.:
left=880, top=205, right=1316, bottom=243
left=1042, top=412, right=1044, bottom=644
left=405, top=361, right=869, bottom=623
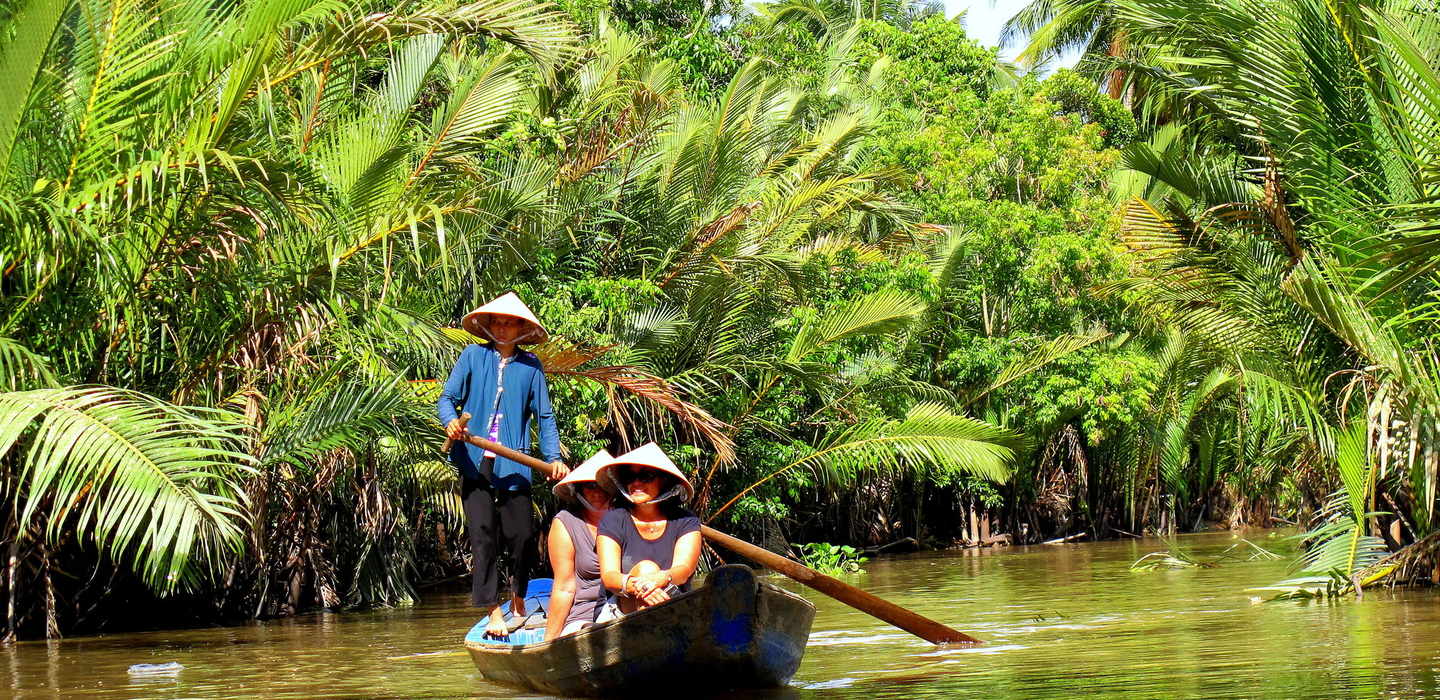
left=1356, top=531, right=1440, bottom=588
left=415, top=350, right=735, bottom=462
left=556, top=103, right=662, bottom=185
left=550, top=364, right=734, bottom=463
left=871, top=221, right=946, bottom=254
left=1259, top=149, right=1302, bottom=263
left=1035, top=424, right=1086, bottom=526
left=657, top=202, right=763, bottom=289
left=559, top=108, right=630, bottom=183
left=531, top=341, right=615, bottom=372
left=434, top=328, right=614, bottom=373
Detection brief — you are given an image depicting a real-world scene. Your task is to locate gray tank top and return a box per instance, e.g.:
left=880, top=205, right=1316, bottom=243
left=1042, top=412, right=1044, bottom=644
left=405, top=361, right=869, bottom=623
left=554, top=510, right=603, bottom=626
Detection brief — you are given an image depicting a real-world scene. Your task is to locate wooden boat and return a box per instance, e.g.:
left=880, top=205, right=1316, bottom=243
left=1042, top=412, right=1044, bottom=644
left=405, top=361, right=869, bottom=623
left=464, top=564, right=816, bottom=696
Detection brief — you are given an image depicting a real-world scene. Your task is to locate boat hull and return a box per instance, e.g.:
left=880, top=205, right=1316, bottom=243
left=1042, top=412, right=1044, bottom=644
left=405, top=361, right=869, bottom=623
left=465, top=565, right=816, bottom=696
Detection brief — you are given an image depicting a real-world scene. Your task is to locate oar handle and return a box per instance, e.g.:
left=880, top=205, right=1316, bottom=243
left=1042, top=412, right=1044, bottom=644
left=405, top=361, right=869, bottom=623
left=448, top=431, right=980, bottom=645
left=441, top=412, right=472, bottom=454
left=441, top=422, right=559, bottom=477
left=699, top=525, right=980, bottom=645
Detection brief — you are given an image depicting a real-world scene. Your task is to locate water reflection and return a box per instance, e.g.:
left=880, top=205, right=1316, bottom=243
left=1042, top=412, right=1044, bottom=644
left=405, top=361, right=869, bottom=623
left=4, top=532, right=1440, bottom=698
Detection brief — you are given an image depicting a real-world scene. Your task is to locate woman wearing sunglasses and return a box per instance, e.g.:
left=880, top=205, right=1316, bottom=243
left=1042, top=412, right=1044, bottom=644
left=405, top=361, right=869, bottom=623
left=595, top=443, right=702, bottom=616
left=543, top=449, right=616, bottom=641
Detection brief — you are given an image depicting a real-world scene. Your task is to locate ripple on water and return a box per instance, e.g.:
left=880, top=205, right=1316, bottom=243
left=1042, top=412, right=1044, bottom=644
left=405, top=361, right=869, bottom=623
left=7, top=531, right=1440, bottom=698
left=915, top=643, right=1028, bottom=657
left=798, top=677, right=859, bottom=689
left=806, top=631, right=915, bottom=646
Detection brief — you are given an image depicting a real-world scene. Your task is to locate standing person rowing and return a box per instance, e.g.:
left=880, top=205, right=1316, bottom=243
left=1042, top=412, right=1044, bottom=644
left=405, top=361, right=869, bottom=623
left=438, top=292, right=570, bottom=639
left=595, top=443, right=702, bottom=616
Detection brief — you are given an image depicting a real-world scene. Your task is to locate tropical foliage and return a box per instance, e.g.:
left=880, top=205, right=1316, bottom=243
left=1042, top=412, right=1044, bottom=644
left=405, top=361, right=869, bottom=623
left=1009, top=0, right=1440, bottom=593
left=0, top=0, right=1040, bottom=639
left=6, top=0, right=1429, bottom=640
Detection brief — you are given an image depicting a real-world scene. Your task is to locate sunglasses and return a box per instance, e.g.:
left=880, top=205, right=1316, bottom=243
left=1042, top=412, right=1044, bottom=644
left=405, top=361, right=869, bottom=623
left=619, top=468, right=663, bottom=483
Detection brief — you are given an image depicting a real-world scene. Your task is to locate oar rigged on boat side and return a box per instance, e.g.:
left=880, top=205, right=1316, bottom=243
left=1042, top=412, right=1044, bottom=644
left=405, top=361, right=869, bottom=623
left=442, top=428, right=982, bottom=645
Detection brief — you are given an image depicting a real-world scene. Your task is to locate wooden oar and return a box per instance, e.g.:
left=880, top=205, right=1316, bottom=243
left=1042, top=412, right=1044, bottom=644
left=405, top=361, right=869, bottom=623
left=445, top=428, right=562, bottom=479
left=441, top=431, right=980, bottom=645
left=699, top=525, right=980, bottom=645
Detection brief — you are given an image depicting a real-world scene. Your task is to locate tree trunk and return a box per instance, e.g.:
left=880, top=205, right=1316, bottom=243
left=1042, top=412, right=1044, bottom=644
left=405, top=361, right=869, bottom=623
left=4, top=535, right=18, bottom=643
left=41, top=543, right=58, bottom=640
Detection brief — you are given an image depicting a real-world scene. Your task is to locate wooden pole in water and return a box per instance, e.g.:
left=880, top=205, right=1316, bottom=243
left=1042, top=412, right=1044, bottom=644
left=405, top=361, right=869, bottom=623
left=441, top=430, right=980, bottom=645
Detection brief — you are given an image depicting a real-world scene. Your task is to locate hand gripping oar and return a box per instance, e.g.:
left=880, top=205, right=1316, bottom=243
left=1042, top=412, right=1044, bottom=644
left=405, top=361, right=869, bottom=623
left=441, top=412, right=472, bottom=454
left=442, top=430, right=980, bottom=645
left=440, top=414, right=561, bottom=479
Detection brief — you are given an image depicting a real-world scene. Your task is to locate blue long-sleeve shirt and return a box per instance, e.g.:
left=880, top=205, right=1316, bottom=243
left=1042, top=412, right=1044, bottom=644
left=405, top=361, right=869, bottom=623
left=437, top=343, right=562, bottom=489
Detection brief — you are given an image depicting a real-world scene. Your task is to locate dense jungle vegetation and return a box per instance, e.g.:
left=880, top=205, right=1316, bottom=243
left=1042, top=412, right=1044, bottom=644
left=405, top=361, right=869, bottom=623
left=0, top=0, right=1436, bottom=639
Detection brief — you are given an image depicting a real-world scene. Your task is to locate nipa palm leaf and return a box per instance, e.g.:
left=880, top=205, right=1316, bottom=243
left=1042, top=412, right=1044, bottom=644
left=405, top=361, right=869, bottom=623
left=0, top=386, right=253, bottom=593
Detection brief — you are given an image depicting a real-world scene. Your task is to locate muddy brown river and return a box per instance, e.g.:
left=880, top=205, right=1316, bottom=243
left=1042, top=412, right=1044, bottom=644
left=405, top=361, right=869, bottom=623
left=6, top=531, right=1440, bottom=698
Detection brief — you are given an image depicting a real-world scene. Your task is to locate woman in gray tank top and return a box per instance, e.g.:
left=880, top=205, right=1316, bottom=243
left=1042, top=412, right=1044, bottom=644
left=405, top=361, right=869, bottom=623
left=596, top=442, right=702, bottom=618
left=544, top=449, right=616, bottom=641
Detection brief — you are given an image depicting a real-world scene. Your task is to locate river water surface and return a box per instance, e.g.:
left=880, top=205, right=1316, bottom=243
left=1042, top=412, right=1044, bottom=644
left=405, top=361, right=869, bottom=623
left=6, top=531, right=1440, bottom=698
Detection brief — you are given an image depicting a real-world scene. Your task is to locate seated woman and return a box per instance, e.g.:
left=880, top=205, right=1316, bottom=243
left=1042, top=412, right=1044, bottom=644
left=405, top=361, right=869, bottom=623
left=543, top=449, right=615, bottom=641
left=596, top=443, right=702, bottom=615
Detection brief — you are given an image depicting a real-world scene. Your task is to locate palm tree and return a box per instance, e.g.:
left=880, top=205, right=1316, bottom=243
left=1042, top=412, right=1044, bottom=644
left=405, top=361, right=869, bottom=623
left=459, top=21, right=1024, bottom=521
left=1, top=1, right=1033, bottom=636
left=999, top=0, right=1127, bottom=96
left=1100, top=0, right=1440, bottom=591
left=0, top=0, right=583, bottom=637
left=762, top=0, right=944, bottom=37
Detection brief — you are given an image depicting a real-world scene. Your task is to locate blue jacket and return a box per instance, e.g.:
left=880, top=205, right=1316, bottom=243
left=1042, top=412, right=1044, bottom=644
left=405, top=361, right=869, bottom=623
left=437, top=343, right=562, bottom=489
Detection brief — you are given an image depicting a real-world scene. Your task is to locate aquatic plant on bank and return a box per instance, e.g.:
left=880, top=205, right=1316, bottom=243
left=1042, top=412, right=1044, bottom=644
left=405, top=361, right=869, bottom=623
left=798, top=542, right=869, bottom=575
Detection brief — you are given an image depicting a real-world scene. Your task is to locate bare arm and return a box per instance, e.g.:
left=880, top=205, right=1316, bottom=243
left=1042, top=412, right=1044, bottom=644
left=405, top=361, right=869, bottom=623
left=633, top=530, right=699, bottom=596
left=598, top=534, right=626, bottom=594
left=667, top=530, right=703, bottom=586
left=632, top=529, right=702, bottom=599
left=544, top=522, right=577, bottom=642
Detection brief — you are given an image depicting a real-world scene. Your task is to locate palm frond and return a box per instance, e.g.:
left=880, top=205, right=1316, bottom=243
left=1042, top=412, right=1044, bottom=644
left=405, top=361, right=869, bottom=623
left=787, top=289, right=925, bottom=363
left=711, top=402, right=1022, bottom=519
left=549, top=364, right=735, bottom=463
left=259, top=371, right=420, bottom=469
left=0, top=0, right=69, bottom=176
left=0, top=387, right=253, bottom=592
left=962, top=331, right=1110, bottom=407
left=0, top=336, right=57, bottom=391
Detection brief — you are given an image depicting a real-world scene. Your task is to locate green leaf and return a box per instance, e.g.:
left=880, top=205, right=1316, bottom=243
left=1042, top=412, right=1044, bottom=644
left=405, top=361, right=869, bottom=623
left=0, top=0, right=69, bottom=176
left=0, top=387, right=253, bottom=593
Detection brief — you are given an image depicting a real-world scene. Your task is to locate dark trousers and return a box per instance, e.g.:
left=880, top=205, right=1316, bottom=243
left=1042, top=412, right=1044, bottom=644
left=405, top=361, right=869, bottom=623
left=462, top=473, right=536, bottom=609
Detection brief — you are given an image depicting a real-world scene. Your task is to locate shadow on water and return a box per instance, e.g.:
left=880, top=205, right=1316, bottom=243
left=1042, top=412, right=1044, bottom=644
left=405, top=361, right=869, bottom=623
left=6, top=531, right=1440, bottom=698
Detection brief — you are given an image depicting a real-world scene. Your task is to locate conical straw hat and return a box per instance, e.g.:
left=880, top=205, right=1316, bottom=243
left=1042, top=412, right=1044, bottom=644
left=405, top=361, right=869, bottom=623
left=597, top=442, right=694, bottom=504
left=462, top=292, right=549, bottom=344
left=553, top=448, right=615, bottom=503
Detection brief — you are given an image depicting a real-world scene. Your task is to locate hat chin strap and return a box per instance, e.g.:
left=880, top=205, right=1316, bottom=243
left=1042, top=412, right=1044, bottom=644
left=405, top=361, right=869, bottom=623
left=578, top=496, right=609, bottom=513
left=621, top=483, right=684, bottom=505
left=478, top=313, right=541, bottom=344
